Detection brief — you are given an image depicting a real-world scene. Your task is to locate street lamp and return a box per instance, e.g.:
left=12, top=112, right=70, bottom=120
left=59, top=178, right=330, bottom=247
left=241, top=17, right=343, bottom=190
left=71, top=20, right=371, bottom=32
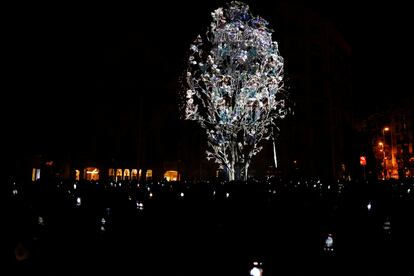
left=383, top=126, right=395, bottom=179
left=378, top=141, right=386, bottom=179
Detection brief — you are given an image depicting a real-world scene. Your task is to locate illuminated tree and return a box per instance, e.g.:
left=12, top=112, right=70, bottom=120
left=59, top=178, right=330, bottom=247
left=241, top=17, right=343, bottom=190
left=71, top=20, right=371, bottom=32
left=183, top=1, right=288, bottom=181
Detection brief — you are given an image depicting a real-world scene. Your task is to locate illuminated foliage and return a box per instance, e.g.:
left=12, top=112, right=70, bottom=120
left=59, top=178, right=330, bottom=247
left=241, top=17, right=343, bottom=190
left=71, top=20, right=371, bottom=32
left=183, top=1, right=288, bottom=180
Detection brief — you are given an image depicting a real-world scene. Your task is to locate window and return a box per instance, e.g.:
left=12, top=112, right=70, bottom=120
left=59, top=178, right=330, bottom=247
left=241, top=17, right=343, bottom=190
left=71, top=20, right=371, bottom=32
left=108, top=168, right=115, bottom=179
left=75, top=170, right=80, bottom=181
left=84, top=167, right=99, bottom=181
left=146, top=169, right=153, bottom=181
left=131, top=169, right=138, bottom=180
left=116, top=169, right=123, bottom=181
left=164, top=170, right=178, bottom=181
left=123, top=169, right=130, bottom=180
left=32, top=168, right=40, bottom=181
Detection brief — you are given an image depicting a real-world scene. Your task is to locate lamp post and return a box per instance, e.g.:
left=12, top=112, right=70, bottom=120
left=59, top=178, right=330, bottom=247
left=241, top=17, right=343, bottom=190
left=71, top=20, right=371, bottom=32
left=383, top=126, right=394, bottom=179
left=378, top=142, right=386, bottom=179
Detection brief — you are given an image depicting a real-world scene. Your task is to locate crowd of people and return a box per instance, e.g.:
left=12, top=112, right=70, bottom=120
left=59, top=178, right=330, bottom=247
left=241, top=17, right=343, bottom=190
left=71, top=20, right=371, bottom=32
left=5, top=177, right=413, bottom=275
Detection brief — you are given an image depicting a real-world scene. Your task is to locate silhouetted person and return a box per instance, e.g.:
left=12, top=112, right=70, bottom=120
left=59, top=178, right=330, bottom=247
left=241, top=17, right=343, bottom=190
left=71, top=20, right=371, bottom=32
left=13, top=239, right=38, bottom=275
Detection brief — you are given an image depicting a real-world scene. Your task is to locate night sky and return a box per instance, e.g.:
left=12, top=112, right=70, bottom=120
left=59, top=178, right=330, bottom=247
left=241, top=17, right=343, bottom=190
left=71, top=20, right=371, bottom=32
left=5, top=0, right=411, bottom=160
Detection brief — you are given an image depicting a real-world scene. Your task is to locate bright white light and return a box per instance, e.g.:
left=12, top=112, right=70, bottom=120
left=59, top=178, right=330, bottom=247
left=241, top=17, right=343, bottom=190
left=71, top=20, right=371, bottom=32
left=226, top=192, right=230, bottom=198
left=327, top=185, right=330, bottom=190
left=136, top=202, right=144, bottom=211
left=73, top=184, right=77, bottom=190
left=100, top=226, right=106, bottom=232
left=325, top=236, right=333, bottom=248
left=101, top=218, right=106, bottom=225
left=119, top=183, right=122, bottom=187
left=181, top=192, right=184, bottom=197
left=367, top=202, right=372, bottom=211
left=76, top=197, right=81, bottom=206
left=149, top=192, right=153, bottom=198
left=213, top=190, right=216, bottom=196
left=250, top=267, right=262, bottom=276
left=12, top=189, right=18, bottom=195
left=38, top=216, right=44, bottom=226
left=408, top=188, right=411, bottom=194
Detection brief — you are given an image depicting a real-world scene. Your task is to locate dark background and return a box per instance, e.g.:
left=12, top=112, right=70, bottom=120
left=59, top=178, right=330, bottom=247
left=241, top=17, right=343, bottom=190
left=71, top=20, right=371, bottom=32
left=4, top=0, right=411, bottom=163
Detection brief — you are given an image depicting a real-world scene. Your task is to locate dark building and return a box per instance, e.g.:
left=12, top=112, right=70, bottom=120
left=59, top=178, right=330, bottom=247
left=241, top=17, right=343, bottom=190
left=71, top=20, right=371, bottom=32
left=255, top=2, right=354, bottom=181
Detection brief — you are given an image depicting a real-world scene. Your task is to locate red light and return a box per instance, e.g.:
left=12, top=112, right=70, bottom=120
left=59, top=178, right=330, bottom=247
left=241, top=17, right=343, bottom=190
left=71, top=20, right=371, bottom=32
left=360, top=156, right=366, bottom=166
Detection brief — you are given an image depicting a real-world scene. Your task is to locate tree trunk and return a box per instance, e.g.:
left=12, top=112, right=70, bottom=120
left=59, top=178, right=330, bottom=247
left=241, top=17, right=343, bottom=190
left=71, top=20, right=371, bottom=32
left=228, top=162, right=235, bottom=181
left=243, top=162, right=250, bottom=181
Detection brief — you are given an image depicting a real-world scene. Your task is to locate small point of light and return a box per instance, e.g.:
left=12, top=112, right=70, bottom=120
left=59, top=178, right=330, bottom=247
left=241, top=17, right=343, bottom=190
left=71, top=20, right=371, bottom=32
left=408, top=188, right=411, bottom=194
left=328, top=185, right=330, bottom=189
left=100, top=226, right=106, bottom=232
left=76, top=197, right=81, bottom=206
left=367, top=202, right=372, bottom=211
left=12, top=189, right=18, bottom=195
left=73, top=184, right=77, bottom=190
left=38, top=216, right=44, bottom=225
left=181, top=192, right=184, bottom=197
left=226, top=192, right=230, bottom=198
left=101, top=218, right=106, bottom=225
left=253, top=261, right=258, bottom=266
left=149, top=192, right=153, bottom=198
